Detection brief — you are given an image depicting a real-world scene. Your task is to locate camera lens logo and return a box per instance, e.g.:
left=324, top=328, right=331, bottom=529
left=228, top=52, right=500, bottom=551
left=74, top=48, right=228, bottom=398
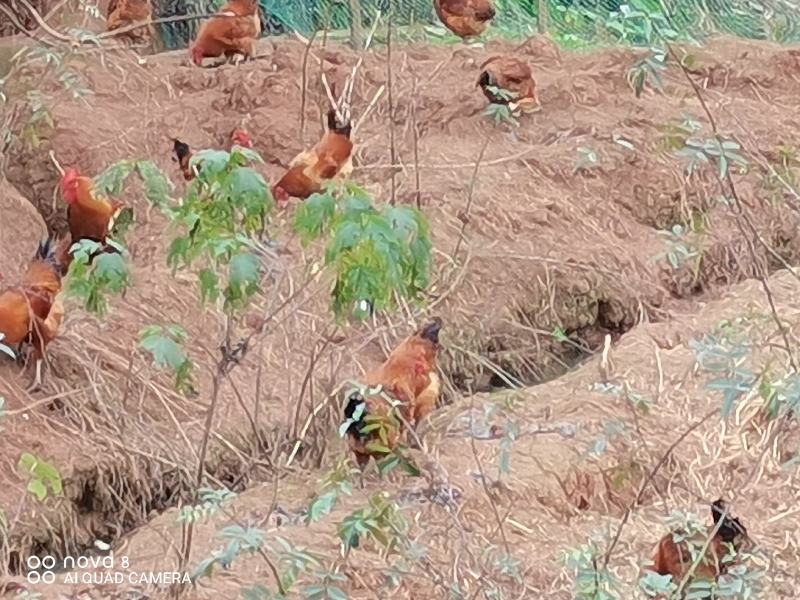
left=26, top=555, right=56, bottom=584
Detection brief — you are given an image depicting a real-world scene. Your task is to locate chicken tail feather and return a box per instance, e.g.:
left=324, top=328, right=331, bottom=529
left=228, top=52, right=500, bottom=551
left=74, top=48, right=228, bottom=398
left=326, top=108, right=352, bottom=138
left=35, top=236, right=63, bottom=277
left=344, top=392, right=368, bottom=439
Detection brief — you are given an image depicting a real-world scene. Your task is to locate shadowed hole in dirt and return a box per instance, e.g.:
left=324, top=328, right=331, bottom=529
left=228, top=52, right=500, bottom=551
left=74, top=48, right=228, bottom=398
left=444, top=289, right=640, bottom=395
left=4, top=428, right=280, bottom=575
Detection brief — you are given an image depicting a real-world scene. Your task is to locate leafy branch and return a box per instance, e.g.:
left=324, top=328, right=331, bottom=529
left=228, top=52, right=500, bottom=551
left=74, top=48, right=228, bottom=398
left=139, top=324, right=194, bottom=394
left=294, top=181, right=431, bottom=320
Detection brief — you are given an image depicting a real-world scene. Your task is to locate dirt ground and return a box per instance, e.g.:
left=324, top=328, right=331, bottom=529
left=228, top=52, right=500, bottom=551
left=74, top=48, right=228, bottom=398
left=1, top=31, right=800, bottom=598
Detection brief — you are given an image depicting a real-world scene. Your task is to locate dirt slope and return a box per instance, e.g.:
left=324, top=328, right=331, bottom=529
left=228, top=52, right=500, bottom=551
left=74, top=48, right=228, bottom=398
left=1, top=33, right=800, bottom=598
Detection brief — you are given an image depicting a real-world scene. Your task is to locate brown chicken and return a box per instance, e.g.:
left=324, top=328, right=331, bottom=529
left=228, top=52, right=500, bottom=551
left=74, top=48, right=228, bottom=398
left=60, top=168, right=123, bottom=244
left=190, top=0, right=261, bottom=66
left=477, top=55, right=539, bottom=111
left=434, top=0, right=496, bottom=39
left=59, top=168, right=124, bottom=274
left=272, top=109, right=353, bottom=206
left=343, top=318, right=442, bottom=470
left=106, top=0, right=153, bottom=45
left=0, top=237, right=65, bottom=389
left=651, top=500, right=748, bottom=595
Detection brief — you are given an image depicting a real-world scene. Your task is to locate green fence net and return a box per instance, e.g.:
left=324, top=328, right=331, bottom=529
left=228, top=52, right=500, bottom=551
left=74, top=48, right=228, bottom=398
left=155, top=0, right=800, bottom=50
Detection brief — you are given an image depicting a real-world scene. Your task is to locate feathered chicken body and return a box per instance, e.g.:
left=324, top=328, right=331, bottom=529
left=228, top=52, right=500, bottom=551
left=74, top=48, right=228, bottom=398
left=434, top=0, right=496, bottom=39
left=651, top=500, right=748, bottom=592
left=106, top=0, right=153, bottom=45
left=60, top=168, right=123, bottom=244
left=190, top=0, right=261, bottom=66
left=477, top=55, right=539, bottom=111
left=344, top=319, right=442, bottom=469
left=0, top=237, right=65, bottom=387
left=272, top=109, right=353, bottom=205
left=58, top=167, right=124, bottom=275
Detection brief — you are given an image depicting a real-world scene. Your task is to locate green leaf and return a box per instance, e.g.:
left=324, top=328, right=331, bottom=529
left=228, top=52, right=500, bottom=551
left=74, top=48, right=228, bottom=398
left=136, top=160, right=172, bottom=207
left=228, top=167, right=267, bottom=202
left=225, top=252, right=261, bottom=310
left=192, top=149, right=229, bottom=179
left=93, top=160, right=135, bottom=196
left=27, top=479, right=47, bottom=501
left=294, top=191, right=337, bottom=241
left=199, top=268, right=220, bottom=303
left=140, top=329, right=186, bottom=371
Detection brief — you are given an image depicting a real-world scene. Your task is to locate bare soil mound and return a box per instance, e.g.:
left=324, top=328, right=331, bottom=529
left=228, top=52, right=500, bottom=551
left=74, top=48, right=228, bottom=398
left=1, top=33, right=800, bottom=598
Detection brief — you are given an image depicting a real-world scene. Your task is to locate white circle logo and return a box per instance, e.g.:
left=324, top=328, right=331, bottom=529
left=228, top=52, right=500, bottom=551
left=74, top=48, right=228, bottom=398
left=26, top=555, right=56, bottom=585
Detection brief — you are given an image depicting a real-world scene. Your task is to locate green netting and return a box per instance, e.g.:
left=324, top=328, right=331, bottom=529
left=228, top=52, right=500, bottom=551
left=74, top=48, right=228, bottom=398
left=154, top=0, right=800, bottom=50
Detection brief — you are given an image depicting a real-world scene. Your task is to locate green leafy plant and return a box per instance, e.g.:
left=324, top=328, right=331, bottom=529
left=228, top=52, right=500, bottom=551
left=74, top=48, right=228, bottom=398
left=653, top=224, right=700, bottom=270
left=482, top=85, right=521, bottom=126
left=628, top=46, right=667, bottom=97
left=657, top=114, right=703, bottom=154
left=295, top=182, right=431, bottom=319
left=64, top=239, right=130, bottom=316
left=17, top=453, right=63, bottom=501
left=302, top=569, right=349, bottom=600
left=689, top=335, right=756, bottom=417
left=676, top=137, right=749, bottom=178
left=338, top=492, right=408, bottom=552
left=139, top=324, right=194, bottom=394
left=563, top=538, right=620, bottom=600
left=177, top=487, right=236, bottom=524
left=192, top=525, right=266, bottom=582
left=159, top=147, right=269, bottom=312
left=307, top=459, right=356, bottom=524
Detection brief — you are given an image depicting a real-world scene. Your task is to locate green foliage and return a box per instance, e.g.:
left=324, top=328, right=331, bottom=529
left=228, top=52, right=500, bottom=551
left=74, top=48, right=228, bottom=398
left=627, top=46, right=666, bottom=97
left=482, top=85, right=521, bottom=126
left=563, top=538, right=620, bottom=600
left=192, top=525, right=266, bottom=582
left=302, top=569, right=349, bottom=600
left=271, top=537, right=323, bottom=593
left=690, top=334, right=758, bottom=417
left=484, top=102, right=519, bottom=127
left=177, top=487, right=236, bottom=524
left=759, top=144, right=800, bottom=205
left=93, top=159, right=172, bottom=208
left=5, top=46, right=92, bottom=148
left=64, top=240, right=130, bottom=316
left=139, top=324, right=194, bottom=394
left=161, top=147, right=269, bottom=313
left=338, top=492, right=408, bottom=552
left=653, top=224, right=700, bottom=270
left=17, top=453, right=62, bottom=502
left=294, top=182, right=431, bottom=320
left=307, top=459, right=356, bottom=524
left=676, top=137, right=749, bottom=178
left=657, top=115, right=704, bottom=155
